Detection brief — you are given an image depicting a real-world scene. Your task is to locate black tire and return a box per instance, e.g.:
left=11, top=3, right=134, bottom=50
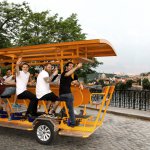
left=34, top=120, right=55, bottom=145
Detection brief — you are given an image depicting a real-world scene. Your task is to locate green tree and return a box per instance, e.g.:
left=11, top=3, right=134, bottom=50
left=142, top=78, right=150, bottom=90
left=56, top=14, right=86, bottom=42
left=126, top=80, right=133, bottom=89
left=116, top=80, right=133, bottom=90
left=0, top=1, right=31, bottom=48
left=0, top=33, right=11, bottom=48
left=115, top=82, right=127, bottom=90
left=17, top=12, right=86, bottom=46
left=17, top=11, right=57, bottom=45
left=0, top=1, right=102, bottom=79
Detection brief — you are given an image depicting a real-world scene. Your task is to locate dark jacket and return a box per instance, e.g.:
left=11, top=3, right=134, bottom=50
left=0, top=77, right=6, bottom=95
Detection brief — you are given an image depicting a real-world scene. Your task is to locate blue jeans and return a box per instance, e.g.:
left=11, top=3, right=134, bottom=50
left=0, top=87, right=16, bottom=103
left=60, top=93, right=75, bottom=124
left=1, top=87, right=16, bottom=96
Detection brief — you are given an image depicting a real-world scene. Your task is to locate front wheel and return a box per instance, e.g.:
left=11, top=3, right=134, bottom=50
left=34, top=120, right=55, bottom=145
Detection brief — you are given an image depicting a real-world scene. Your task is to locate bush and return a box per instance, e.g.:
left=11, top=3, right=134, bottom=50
left=115, top=82, right=127, bottom=90
left=142, top=78, right=150, bottom=90
left=126, top=80, right=133, bottom=88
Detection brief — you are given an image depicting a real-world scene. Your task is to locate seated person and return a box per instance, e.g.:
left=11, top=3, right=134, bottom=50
left=59, top=62, right=83, bottom=126
left=16, top=57, right=38, bottom=118
left=3, top=69, right=15, bottom=83
left=0, top=76, right=16, bottom=120
left=36, top=63, right=60, bottom=117
left=0, top=68, right=3, bottom=109
left=3, top=69, right=19, bottom=108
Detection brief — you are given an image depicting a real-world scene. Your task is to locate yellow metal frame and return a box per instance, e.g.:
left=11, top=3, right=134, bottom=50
left=0, top=84, right=115, bottom=138
left=0, top=39, right=116, bottom=73
left=58, top=86, right=115, bottom=137
left=0, top=39, right=116, bottom=138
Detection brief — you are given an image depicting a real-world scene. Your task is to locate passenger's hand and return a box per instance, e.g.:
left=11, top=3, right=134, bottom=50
left=76, top=63, right=82, bottom=69
left=31, top=80, right=35, bottom=85
left=12, top=74, right=16, bottom=79
left=79, top=83, right=84, bottom=90
left=28, top=82, right=34, bottom=86
left=53, top=68, right=58, bottom=76
left=16, top=57, right=22, bottom=65
left=71, top=81, right=76, bottom=85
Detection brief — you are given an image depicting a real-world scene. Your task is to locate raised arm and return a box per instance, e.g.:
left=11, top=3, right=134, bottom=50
left=16, top=57, right=22, bottom=76
left=44, top=68, right=58, bottom=83
left=65, top=63, right=82, bottom=77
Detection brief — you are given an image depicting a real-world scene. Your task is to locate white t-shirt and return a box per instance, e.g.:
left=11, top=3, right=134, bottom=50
left=16, top=71, right=30, bottom=95
left=36, top=70, right=52, bottom=99
left=3, top=75, right=13, bottom=81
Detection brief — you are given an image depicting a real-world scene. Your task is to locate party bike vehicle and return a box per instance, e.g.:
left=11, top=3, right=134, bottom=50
left=0, top=39, right=116, bottom=145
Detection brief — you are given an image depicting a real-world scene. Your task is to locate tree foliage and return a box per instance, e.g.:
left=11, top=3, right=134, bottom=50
left=142, top=78, right=150, bottom=90
left=17, top=12, right=86, bottom=46
left=0, top=1, right=31, bottom=48
left=115, top=80, right=133, bottom=90
left=56, top=14, right=86, bottom=42
left=115, top=82, right=127, bottom=90
left=0, top=1, right=86, bottom=47
left=126, top=80, right=133, bottom=88
left=0, top=1, right=102, bottom=77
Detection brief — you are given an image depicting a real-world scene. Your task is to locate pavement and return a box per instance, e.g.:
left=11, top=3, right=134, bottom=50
left=80, top=104, right=150, bottom=121
left=0, top=104, right=150, bottom=149
left=1, top=108, right=150, bottom=150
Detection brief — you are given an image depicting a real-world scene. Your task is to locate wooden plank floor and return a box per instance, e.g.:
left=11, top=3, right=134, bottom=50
left=0, top=118, right=33, bottom=130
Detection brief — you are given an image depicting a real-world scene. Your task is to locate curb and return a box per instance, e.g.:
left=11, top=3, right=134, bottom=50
left=80, top=106, right=150, bottom=121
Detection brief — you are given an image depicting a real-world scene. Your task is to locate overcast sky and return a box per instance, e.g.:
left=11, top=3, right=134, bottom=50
left=5, top=0, right=150, bottom=75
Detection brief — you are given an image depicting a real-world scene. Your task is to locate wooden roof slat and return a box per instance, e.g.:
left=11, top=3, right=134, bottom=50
left=0, top=39, right=116, bottom=64
left=0, top=39, right=101, bottom=51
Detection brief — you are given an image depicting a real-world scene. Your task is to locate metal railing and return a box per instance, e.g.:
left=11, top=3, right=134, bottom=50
left=110, top=90, right=150, bottom=111
left=90, top=88, right=150, bottom=111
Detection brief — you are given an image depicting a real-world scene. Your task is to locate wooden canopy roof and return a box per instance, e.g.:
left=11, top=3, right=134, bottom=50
left=0, top=39, right=116, bottom=66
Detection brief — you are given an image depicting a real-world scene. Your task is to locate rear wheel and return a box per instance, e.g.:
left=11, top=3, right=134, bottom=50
left=34, top=121, right=55, bottom=145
